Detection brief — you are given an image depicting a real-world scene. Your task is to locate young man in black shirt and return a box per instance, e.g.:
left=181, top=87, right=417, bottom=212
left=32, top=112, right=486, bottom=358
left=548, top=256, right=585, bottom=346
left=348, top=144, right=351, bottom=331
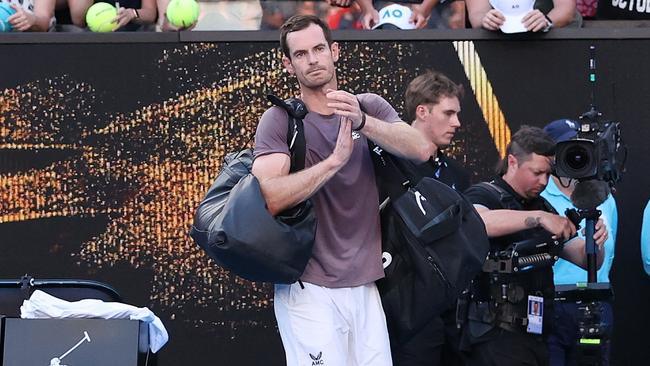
left=389, top=70, right=470, bottom=365
left=461, top=126, right=608, bottom=366
left=407, top=70, right=471, bottom=193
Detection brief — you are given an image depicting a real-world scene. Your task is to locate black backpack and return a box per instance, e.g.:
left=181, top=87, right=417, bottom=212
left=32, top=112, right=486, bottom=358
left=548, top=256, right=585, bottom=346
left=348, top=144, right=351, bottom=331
left=189, top=95, right=317, bottom=284
left=369, top=143, right=490, bottom=343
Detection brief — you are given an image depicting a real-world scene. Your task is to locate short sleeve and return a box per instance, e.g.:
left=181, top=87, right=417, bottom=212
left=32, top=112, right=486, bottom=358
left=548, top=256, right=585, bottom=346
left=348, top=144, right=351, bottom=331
left=357, top=93, right=401, bottom=124
left=253, top=106, right=290, bottom=159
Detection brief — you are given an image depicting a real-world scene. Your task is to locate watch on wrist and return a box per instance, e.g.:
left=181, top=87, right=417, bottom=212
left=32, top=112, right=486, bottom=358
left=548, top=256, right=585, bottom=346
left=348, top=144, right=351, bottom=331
left=542, top=14, right=553, bottom=32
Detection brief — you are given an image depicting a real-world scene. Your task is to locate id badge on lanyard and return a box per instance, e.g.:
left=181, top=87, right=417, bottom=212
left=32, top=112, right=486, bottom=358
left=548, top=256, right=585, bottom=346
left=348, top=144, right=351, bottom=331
left=527, top=295, right=544, bottom=334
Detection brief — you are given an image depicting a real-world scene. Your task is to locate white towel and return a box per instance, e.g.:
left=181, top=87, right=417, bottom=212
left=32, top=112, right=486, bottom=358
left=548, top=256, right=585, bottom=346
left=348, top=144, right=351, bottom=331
left=20, top=290, right=169, bottom=353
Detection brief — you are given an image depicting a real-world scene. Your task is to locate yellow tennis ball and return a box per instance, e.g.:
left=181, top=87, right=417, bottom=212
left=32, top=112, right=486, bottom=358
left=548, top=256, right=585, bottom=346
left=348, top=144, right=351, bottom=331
left=86, top=3, right=117, bottom=32
left=166, top=0, right=199, bottom=28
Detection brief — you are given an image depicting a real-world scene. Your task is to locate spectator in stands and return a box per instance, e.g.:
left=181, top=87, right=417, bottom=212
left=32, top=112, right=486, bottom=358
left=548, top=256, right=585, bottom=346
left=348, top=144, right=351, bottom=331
left=260, top=0, right=295, bottom=30
left=159, top=0, right=262, bottom=31
left=435, top=0, right=466, bottom=29
left=261, top=0, right=326, bottom=30
left=466, top=0, right=581, bottom=32
left=3, top=0, right=56, bottom=31
left=357, top=0, right=442, bottom=29
left=326, top=1, right=363, bottom=30
left=296, top=1, right=322, bottom=17
left=192, top=0, right=262, bottom=31
left=66, top=0, right=156, bottom=31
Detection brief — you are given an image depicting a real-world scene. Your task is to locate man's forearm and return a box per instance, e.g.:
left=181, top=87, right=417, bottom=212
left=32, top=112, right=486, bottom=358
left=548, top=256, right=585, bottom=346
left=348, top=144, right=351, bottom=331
left=561, top=237, right=604, bottom=270
left=356, top=0, right=374, bottom=12
left=418, top=0, right=439, bottom=18
left=466, top=0, right=491, bottom=28
left=360, top=118, right=434, bottom=162
left=31, top=16, right=51, bottom=31
left=547, top=4, right=575, bottom=27
left=257, top=157, right=340, bottom=216
left=477, top=209, right=544, bottom=237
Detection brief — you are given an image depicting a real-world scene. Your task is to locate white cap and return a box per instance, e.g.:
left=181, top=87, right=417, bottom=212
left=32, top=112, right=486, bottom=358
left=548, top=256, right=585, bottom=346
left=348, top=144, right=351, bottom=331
left=372, top=4, right=416, bottom=30
left=489, top=0, right=535, bottom=33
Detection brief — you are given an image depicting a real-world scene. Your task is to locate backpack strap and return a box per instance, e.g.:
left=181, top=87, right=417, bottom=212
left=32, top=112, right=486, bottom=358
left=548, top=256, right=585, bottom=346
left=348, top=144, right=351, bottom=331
left=267, top=95, right=308, bottom=173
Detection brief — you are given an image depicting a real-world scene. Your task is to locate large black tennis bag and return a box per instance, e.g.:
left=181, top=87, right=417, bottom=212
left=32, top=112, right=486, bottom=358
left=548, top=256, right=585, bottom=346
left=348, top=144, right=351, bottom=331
left=373, top=150, right=489, bottom=343
left=189, top=96, right=316, bottom=284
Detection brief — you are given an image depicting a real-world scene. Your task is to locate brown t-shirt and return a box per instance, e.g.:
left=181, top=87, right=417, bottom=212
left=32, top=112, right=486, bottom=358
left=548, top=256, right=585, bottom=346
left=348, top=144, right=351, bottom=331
left=254, top=93, right=401, bottom=287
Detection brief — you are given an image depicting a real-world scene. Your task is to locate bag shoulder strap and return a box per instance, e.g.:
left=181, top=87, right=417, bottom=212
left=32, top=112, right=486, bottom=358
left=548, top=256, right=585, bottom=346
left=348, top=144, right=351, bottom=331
left=539, top=196, right=559, bottom=215
left=267, top=94, right=308, bottom=172
left=473, top=181, right=521, bottom=211
left=474, top=182, right=558, bottom=215
left=359, top=99, right=424, bottom=200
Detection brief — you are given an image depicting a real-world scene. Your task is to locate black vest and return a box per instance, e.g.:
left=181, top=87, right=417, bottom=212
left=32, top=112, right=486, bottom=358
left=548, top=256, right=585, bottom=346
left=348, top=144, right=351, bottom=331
left=466, top=181, right=557, bottom=336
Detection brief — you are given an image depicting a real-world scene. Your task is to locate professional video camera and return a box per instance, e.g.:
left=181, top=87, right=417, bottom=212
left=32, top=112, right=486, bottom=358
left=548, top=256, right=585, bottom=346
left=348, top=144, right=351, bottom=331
left=553, top=46, right=624, bottom=366
left=555, top=109, right=623, bottom=186
left=554, top=48, right=625, bottom=187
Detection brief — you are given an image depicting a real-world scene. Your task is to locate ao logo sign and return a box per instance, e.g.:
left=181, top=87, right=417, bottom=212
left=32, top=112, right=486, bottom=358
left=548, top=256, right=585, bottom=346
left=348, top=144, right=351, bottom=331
left=382, top=8, right=405, bottom=20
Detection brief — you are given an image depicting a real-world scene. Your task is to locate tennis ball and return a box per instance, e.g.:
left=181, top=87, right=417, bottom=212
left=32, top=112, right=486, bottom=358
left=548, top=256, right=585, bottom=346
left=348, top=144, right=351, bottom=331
left=166, top=0, right=199, bottom=29
left=85, top=2, right=117, bottom=32
left=0, top=2, right=17, bottom=32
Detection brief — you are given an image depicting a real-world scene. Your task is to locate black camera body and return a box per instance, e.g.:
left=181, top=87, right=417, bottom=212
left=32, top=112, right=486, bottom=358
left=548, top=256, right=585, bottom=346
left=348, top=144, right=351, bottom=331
left=554, top=107, right=623, bottom=185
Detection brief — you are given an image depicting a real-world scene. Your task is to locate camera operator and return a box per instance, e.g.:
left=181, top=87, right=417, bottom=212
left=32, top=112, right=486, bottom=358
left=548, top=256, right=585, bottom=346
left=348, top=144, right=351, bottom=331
left=460, top=126, right=608, bottom=366
left=541, top=119, right=617, bottom=366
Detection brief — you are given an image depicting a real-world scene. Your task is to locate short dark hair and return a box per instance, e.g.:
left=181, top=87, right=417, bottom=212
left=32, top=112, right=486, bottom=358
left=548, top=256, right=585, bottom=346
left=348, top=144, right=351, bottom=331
left=496, top=125, right=556, bottom=175
left=404, top=70, right=464, bottom=123
left=280, top=15, right=333, bottom=59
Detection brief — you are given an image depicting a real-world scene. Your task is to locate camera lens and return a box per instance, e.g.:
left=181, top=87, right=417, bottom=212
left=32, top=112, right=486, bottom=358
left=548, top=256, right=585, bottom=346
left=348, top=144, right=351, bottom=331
left=565, top=145, right=591, bottom=170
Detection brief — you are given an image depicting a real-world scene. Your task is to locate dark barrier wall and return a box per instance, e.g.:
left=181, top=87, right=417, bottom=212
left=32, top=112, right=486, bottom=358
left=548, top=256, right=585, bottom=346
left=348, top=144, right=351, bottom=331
left=1, top=30, right=649, bottom=365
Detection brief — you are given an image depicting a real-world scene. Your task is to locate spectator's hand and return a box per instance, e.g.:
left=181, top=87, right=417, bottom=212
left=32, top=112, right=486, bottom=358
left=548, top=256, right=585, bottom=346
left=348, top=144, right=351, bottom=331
left=361, top=8, right=379, bottom=29
left=8, top=5, right=37, bottom=32
left=481, top=9, right=505, bottom=31
left=539, top=212, right=577, bottom=241
left=113, top=7, right=138, bottom=30
left=327, top=0, right=355, bottom=8
left=160, top=14, right=196, bottom=31
left=522, top=9, right=549, bottom=32
left=410, top=6, right=429, bottom=29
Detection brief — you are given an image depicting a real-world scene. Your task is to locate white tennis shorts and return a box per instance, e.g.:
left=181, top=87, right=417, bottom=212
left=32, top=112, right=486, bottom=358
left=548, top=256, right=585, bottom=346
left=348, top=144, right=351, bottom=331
left=274, top=281, right=393, bottom=366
